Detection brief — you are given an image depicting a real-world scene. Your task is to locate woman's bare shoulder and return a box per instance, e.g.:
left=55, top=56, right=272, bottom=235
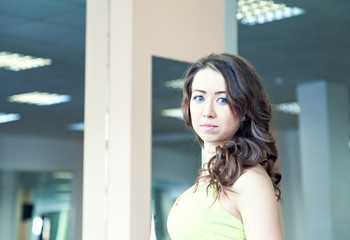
left=231, top=164, right=275, bottom=197
left=230, top=165, right=283, bottom=239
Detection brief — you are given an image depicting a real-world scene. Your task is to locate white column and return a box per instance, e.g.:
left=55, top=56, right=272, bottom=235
left=0, top=171, right=18, bottom=240
left=297, top=80, right=350, bottom=240
left=278, top=129, right=303, bottom=240
left=83, top=0, right=109, bottom=238
left=83, top=0, right=151, bottom=239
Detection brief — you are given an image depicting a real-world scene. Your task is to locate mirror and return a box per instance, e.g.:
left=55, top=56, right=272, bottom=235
left=0, top=0, right=85, bottom=239
left=0, top=171, right=73, bottom=240
left=151, top=56, right=201, bottom=239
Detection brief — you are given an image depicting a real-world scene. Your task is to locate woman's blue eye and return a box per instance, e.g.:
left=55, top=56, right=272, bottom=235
left=194, top=96, right=204, bottom=102
left=218, top=98, right=227, bottom=103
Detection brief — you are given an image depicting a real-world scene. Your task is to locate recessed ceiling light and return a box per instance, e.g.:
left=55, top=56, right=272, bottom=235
left=68, top=122, right=84, bottom=131
left=0, top=113, right=21, bottom=124
left=8, top=92, right=71, bottom=106
left=56, top=184, right=72, bottom=191
left=237, top=0, right=305, bottom=26
left=164, top=79, right=184, bottom=90
left=0, top=51, right=52, bottom=71
left=52, top=172, right=73, bottom=180
left=161, top=108, right=183, bottom=120
left=274, top=102, right=300, bottom=115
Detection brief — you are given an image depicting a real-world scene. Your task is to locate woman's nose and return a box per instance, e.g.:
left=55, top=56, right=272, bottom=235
left=202, top=102, right=215, bottom=118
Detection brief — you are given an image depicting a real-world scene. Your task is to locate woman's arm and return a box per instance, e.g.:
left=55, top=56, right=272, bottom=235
left=234, top=166, right=283, bottom=240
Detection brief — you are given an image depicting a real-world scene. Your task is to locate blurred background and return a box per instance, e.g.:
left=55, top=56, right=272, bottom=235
left=0, top=0, right=349, bottom=239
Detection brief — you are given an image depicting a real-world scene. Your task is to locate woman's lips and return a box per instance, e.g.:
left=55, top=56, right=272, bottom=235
left=200, top=124, right=217, bottom=130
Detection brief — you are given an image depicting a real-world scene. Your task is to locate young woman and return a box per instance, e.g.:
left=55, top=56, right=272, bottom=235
left=167, top=53, right=283, bottom=240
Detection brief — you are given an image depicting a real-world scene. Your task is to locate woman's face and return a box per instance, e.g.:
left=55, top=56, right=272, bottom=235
left=190, top=68, right=241, bottom=146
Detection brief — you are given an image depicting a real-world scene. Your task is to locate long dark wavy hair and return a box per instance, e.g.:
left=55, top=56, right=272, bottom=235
left=182, top=53, right=282, bottom=200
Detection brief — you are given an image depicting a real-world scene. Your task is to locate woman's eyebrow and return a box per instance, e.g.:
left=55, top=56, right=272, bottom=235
left=193, top=89, right=206, bottom=94
left=192, top=90, right=226, bottom=95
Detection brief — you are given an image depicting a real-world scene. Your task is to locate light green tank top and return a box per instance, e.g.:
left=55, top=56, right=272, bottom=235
left=167, top=184, right=246, bottom=240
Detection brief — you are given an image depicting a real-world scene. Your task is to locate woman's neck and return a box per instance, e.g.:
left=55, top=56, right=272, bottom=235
left=201, top=142, right=218, bottom=175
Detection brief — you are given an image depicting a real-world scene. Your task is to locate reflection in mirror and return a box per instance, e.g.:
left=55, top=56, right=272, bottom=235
left=0, top=171, right=73, bottom=240
left=151, top=56, right=201, bottom=240
left=0, top=1, right=85, bottom=239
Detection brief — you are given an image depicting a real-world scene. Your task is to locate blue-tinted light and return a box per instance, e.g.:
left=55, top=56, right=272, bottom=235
left=68, top=122, right=84, bottom=131
left=237, top=0, right=305, bottom=26
left=0, top=113, right=21, bottom=124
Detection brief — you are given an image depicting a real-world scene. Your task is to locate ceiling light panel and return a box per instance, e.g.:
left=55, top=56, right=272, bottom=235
left=237, top=0, right=305, bottom=25
left=0, top=51, right=52, bottom=71
left=0, top=113, right=21, bottom=124
left=161, top=108, right=183, bottom=120
left=8, top=92, right=71, bottom=106
left=164, top=79, right=184, bottom=90
left=274, top=102, right=300, bottom=115
left=52, top=172, right=73, bottom=180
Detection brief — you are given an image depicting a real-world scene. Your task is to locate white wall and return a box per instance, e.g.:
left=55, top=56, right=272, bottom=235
left=0, top=134, right=83, bottom=171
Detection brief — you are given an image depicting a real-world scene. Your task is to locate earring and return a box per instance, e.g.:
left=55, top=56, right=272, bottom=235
left=242, top=116, right=246, bottom=121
